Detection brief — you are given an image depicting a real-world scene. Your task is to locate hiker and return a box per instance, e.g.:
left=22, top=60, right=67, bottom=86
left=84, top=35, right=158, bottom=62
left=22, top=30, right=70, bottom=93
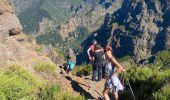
left=66, top=48, right=76, bottom=75
left=87, top=39, right=97, bottom=61
left=87, top=40, right=97, bottom=80
left=102, top=45, right=125, bottom=100
left=92, top=44, right=105, bottom=81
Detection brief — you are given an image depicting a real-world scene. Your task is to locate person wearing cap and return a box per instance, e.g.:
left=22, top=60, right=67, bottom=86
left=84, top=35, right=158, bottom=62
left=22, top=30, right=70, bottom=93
left=103, top=45, right=125, bottom=100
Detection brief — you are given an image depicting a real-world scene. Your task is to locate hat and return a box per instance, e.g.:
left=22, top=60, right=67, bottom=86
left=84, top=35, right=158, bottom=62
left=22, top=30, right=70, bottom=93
left=105, top=45, right=112, bottom=51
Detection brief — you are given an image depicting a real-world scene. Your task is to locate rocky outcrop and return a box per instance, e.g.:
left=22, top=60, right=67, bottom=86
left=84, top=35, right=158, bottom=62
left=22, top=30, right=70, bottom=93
left=0, top=34, right=55, bottom=69
left=0, top=0, right=59, bottom=72
left=9, top=27, right=22, bottom=36
left=38, top=44, right=64, bottom=64
left=0, top=0, right=22, bottom=36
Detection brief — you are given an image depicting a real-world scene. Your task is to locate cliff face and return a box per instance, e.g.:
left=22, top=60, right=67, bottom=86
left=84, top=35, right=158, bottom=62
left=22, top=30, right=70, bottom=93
left=0, top=0, right=22, bottom=36
left=0, top=0, right=60, bottom=69
left=97, top=0, right=170, bottom=62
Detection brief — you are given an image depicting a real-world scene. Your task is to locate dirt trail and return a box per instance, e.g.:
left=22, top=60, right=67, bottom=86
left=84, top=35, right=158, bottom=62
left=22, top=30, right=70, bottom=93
left=47, top=67, right=106, bottom=99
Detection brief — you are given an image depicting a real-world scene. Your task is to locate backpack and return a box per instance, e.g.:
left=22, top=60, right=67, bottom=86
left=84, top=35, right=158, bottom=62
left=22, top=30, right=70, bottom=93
left=68, top=61, right=75, bottom=70
left=101, top=52, right=106, bottom=66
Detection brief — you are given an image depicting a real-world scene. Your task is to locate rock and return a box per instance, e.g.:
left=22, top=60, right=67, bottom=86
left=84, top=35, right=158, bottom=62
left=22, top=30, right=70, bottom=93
left=0, top=10, right=3, bottom=15
left=0, top=0, right=58, bottom=71
left=0, top=0, right=22, bottom=37
left=38, top=44, right=64, bottom=64
left=9, top=27, right=22, bottom=36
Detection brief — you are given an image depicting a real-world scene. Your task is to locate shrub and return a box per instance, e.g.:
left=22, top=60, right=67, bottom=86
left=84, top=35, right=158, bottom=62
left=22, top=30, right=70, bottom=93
left=34, top=62, right=56, bottom=73
left=0, top=64, right=45, bottom=99
left=0, top=91, right=6, bottom=100
left=154, top=50, right=170, bottom=69
left=72, top=64, right=92, bottom=76
left=125, top=66, right=153, bottom=82
left=124, top=65, right=170, bottom=100
left=153, top=83, right=170, bottom=100
left=43, top=84, right=85, bottom=100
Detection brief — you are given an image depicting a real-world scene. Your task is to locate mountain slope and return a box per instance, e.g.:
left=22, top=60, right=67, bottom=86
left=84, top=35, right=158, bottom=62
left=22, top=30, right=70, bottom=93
left=10, top=0, right=170, bottom=63
left=94, top=0, right=170, bottom=62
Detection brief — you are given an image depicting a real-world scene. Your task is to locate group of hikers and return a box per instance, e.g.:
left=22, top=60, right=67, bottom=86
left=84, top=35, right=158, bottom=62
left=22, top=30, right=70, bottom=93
left=65, top=40, right=125, bottom=100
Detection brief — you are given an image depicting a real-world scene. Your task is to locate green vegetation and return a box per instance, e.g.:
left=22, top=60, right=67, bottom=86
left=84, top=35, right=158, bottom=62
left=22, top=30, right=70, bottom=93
left=154, top=50, right=170, bottom=70
left=153, top=83, right=170, bottom=100
left=0, top=64, right=85, bottom=99
left=34, top=62, right=56, bottom=73
left=72, top=64, right=93, bottom=76
left=0, top=64, right=45, bottom=99
left=125, top=68, right=170, bottom=100
left=125, top=66, right=153, bottom=82
left=36, top=31, right=64, bottom=46
left=43, top=84, right=85, bottom=100
left=119, top=51, right=170, bottom=100
left=16, top=0, right=93, bottom=33
left=66, top=26, right=88, bottom=49
left=18, top=1, right=51, bottom=33
left=40, top=25, right=89, bottom=57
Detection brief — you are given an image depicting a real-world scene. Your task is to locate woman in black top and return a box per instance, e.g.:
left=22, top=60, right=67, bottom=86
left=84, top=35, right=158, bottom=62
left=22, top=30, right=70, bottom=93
left=92, top=44, right=105, bottom=81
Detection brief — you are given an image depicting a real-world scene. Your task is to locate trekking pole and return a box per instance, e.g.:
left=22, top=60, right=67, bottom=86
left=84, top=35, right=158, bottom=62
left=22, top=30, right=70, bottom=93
left=127, top=80, right=136, bottom=100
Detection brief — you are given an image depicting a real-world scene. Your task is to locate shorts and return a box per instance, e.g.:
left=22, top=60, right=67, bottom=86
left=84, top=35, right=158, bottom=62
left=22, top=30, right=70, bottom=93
left=105, top=79, right=117, bottom=92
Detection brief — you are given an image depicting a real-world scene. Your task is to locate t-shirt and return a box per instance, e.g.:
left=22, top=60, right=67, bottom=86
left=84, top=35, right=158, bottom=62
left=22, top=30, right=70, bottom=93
left=93, top=51, right=105, bottom=67
left=89, top=45, right=95, bottom=52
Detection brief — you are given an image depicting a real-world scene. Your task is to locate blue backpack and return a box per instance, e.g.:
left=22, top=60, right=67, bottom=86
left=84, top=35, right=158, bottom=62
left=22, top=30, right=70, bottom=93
left=68, top=61, right=75, bottom=70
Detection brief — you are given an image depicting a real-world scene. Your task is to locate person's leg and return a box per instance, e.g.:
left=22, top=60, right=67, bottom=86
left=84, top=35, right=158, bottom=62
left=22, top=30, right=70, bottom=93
left=102, top=87, right=110, bottom=100
left=66, top=63, right=69, bottom=74
left=92, top=67, right=97, bottom=81
left=112, top=91, right=118, bottom=100
left=98, top=66, right=102, bottom=81
left=68, top=70, right=72, bottom=75
left=66, top=68, right=69, bottom=74
left=102, top=65, right=105, bottom=78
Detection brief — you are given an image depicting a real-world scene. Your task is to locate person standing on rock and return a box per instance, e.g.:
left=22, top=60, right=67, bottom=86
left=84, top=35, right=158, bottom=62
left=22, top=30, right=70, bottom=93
left=92, top=44, right=105, bottom=81
left=102, top=45, right=125, bottom=100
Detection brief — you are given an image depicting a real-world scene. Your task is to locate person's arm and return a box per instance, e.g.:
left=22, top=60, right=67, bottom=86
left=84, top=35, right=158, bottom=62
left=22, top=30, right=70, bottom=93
left=106, top=51, right=125, bottom=76
left=110, top=57, right=125, bottom=76
left=87, top=46, right=92, bottom=61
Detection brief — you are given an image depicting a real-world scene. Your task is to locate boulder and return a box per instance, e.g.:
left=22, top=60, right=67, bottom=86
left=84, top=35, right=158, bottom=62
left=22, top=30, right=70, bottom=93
left=0, top=10, right=3, bottom=15
left=0, top=0, right=22, bottom=37
left=9, top=27, right=22, bottom=36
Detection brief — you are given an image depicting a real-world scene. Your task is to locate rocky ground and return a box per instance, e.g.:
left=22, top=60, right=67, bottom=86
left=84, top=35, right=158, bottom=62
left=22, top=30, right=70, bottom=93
left=46, top=67, right=108, bottom=99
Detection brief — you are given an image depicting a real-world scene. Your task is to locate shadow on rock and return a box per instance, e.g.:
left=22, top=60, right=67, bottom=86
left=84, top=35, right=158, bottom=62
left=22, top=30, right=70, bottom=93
left=65, top=76, right=95, bottom=99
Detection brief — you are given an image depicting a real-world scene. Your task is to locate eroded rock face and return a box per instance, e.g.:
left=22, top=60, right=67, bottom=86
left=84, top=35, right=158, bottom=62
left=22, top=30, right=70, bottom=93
left=102, top=0, right=170, bottom=62
left=0, top=0, right=59, bottom=71
left=0, top=0, right=22, bottom=36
